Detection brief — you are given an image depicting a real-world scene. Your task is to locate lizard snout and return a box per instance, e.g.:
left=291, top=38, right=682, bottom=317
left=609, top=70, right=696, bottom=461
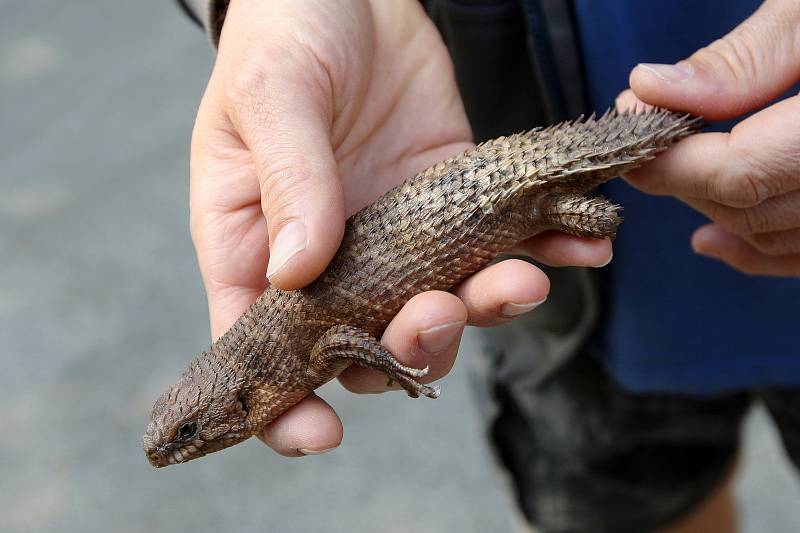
left=145, top=448, right=168, bottom=468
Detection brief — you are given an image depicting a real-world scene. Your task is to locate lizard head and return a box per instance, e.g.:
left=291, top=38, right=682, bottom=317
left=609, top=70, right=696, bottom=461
left=143, top=351, right=252, bottom=467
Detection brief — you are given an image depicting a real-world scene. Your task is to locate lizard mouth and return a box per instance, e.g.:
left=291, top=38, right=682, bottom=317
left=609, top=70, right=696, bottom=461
left=147, top=439, right=207, bottom=468
left=146, top=431, right=251, bottom=467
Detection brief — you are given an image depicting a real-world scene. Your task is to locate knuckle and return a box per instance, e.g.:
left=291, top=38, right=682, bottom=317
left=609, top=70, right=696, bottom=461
left=710, top=207, right=743, bottom=234
left=739, top=208, right=762, bottom=235
left=258, top=157, right=315, bottom=218
left=696, top=34, right=759, bottom=83
left=747, top=231, right=796, bottom=256
left=712, top=205, right=764, bottom=235
left=224, top=41, right=326, bottom=113
left=699, top=200, right=726, bottom=225
left=718, top=143, right=787, bottom=208
left=226, top=59, right=269, bottom=108
left=224, top=43, right=296, bottom=107
left=717, top=173, right=768, bottom=208
left=747, top=232, right=778, bottom=255
left=742, top=150, right=798, bottom=197
left=189, top=210, right=224, bottom=252
left=701, top=164, right=731, bottom=205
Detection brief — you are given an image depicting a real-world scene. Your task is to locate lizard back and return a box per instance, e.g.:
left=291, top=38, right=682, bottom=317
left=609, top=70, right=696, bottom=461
left=143, top=108, right=699, bottom=467
left=302, top=109, right=698, bottom=334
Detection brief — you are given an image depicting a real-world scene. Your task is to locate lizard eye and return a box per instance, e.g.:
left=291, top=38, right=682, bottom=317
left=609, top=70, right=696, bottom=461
left=176, top=421, right=197, bottom=441
left=238, top=395, right=249, bottom=415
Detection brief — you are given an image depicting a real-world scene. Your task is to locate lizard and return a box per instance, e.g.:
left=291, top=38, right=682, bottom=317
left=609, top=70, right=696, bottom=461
left=143, top=108, right=699, bottom=467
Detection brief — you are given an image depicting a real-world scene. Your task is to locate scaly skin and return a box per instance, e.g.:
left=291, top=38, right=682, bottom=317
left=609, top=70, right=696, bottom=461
left=143, top=109, right=699, bottom=467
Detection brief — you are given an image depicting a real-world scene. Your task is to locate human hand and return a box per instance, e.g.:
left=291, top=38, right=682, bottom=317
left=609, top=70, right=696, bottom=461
left=618, top=0, right=800, bottom=276
left=190, top=0, right=612, bottom=456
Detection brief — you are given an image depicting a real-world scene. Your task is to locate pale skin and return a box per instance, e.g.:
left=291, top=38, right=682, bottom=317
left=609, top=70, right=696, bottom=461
left=190, top=0, right=797, bottom=530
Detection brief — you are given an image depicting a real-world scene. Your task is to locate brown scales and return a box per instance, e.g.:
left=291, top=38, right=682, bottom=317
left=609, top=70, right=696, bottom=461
left=143, top=108, right=700, bottom=467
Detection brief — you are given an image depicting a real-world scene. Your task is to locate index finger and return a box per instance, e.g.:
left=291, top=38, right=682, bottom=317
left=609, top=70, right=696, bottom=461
left=623, top=95, right=800, bottom=208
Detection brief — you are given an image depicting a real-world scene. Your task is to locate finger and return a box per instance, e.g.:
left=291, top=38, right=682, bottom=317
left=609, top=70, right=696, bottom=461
left=629, top=1, right=800, bottom=119
left=337, top=291, right=467, bottom=394
left=682, top=190, right=800, bottom=236
left=744, top=228, right=800, bottom=256
left=258, top=393, right=343, bottom=457
left=624, top=96, right=800, bottom=208
left=692, top=224, right=800, bottom=277
left=190, top=89, right=274, bottom=338
left=223, top=46, right=345, bottom=291
left=513, top=231, right=613, bottom=267
left=615, top=89, right=656, bottom=114
left=206, top=282, right=268, bottom=341
left=452, top=259, right=549, bottom=327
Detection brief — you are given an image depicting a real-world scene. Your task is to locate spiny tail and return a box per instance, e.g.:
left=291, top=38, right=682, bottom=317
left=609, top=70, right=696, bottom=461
left=528, top=108, right=702, bottom=193
left=470, top=108, right=701, bottom=214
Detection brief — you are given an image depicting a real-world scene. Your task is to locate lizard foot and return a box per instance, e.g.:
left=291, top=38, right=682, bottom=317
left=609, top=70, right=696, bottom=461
left=308, top=324, right=440, bottom=399
left=538, top=194, right=622, bottom=239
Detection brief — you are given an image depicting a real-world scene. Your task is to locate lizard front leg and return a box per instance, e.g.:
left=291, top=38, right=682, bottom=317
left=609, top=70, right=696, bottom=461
left=307, top=325, right=440, bottom=399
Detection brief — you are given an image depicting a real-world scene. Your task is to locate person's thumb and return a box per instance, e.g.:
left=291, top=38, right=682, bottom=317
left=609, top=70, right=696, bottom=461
left=629, top=0, right=800, bottom=120
left=225, top=52, right=345, bottom=291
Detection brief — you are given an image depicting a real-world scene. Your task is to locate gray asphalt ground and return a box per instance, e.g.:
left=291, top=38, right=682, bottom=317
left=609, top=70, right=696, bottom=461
left=1, top=1, right=798, bottom=532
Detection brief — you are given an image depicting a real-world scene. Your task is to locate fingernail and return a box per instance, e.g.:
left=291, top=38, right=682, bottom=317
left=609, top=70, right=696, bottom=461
left=266, top=220, right=307, bottom=278
left=637, top=62, right=693, bottom=82
left=298, top=446, right=338, bottom=456
left=500, top=297, right=547, bottom=318
left=595, top=251, right=613, bottom=268
left=418, top=321, right=464, bottom=354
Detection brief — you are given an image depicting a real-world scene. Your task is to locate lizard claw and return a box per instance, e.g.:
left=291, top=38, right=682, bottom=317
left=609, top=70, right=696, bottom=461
left=392, top=369, right=440, bottom=399
left=310, top=325, right=441, bottom=399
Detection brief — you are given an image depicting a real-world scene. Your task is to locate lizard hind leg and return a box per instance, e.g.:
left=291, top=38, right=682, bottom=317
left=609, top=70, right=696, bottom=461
left=307, top=325, right=440, bottom=399
left=537, top=194, right=622, bottom=239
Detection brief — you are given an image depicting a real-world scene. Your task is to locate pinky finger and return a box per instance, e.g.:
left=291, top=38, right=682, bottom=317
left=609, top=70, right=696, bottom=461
left=513, top=231, right=613, bottom=268
left=692, top=224, right=800, bottom=277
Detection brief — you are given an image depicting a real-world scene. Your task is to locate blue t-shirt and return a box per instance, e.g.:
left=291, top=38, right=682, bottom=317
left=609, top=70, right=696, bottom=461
left=571, top=0, right=800, bottom=394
